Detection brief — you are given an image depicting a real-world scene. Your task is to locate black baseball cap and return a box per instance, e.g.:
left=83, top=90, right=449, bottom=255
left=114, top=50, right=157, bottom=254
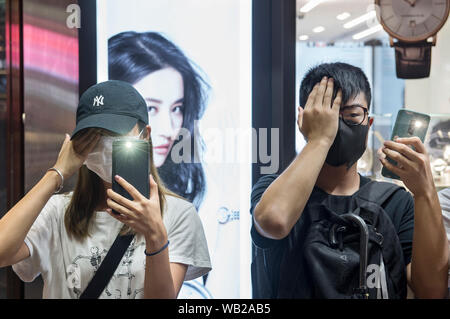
left=71, top=80, right=149, bottom=139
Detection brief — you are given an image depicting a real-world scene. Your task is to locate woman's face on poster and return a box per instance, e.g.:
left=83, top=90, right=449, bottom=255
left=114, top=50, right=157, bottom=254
left=133, top=67, right=184, bottom=167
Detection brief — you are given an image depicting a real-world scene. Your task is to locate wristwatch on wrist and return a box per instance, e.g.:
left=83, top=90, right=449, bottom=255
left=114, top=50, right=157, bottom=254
left=375, top=0, right=450, bottom=79
left=216, top=207, right=240, bottom=224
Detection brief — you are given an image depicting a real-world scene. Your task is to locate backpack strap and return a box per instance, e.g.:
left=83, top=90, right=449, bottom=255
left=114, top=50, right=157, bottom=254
left=356, top=180, right=403, bottom=206
left=352, top=180, right=403, bottom=227
left=80, top=234, right=134, bottom=299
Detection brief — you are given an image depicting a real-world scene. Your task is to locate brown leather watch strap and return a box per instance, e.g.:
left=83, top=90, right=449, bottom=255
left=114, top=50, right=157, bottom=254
left=393, top=40, right=433, bottom=79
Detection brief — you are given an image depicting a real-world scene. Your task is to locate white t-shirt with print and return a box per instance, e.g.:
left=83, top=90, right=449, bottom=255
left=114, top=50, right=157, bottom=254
left=12, top=192, right=211, bottom=299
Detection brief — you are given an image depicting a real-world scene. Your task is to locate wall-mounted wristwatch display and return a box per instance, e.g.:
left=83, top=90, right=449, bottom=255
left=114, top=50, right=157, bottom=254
left=375, top=0, right=450, bottom=79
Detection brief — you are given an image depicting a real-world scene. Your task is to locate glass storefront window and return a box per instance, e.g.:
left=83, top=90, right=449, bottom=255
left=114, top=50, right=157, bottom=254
left=296, top=0, right=406, bottom=182
left=295, top=0, right=450, bottom=186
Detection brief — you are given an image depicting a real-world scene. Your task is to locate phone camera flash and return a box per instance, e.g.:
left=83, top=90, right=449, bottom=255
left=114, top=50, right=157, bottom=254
left=414, top=121, right=423, bottom=128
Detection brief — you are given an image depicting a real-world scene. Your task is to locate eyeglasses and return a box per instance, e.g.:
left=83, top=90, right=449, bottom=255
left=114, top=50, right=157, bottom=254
left=339, top=105, right=369, bottom=126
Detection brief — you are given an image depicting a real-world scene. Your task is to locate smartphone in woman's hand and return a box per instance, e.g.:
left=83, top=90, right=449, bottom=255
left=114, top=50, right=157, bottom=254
left=112, top=139, right=150, bottom=214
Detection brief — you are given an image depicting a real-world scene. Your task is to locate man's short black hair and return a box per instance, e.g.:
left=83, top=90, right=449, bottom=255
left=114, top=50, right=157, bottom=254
left=299, top=62, right=372, bottom=110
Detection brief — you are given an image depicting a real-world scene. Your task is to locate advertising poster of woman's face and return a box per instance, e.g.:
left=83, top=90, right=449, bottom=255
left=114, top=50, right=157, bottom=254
left=134, top=68, right=184, bottom=167
left=99, top=0, right=252, bottom=298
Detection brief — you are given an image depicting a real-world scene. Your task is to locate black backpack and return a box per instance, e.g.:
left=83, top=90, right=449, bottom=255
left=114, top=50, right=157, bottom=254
left=251, top=181, right=407, bottom=299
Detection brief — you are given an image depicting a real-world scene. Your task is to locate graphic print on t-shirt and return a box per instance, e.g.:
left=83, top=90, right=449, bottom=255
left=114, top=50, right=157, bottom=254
left=104, top=237, right=146, bottom=298
left=67, top=246, right=109, bottom=297
left=66, top=237, right=147, bottom=298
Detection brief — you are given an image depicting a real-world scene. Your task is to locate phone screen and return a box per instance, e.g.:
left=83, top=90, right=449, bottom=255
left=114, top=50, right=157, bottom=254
left=381, top=109, right=430, bottom=179
left=112, top=139, right=150, bottom=214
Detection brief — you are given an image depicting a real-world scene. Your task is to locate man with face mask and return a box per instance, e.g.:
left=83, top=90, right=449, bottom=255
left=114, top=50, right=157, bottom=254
left=251, top=63, right=448, bottom=299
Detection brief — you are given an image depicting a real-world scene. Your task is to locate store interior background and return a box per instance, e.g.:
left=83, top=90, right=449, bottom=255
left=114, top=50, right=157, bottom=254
left=296, top=0, right=450, bottom=190
left=0, top=0, right=449, bottom=298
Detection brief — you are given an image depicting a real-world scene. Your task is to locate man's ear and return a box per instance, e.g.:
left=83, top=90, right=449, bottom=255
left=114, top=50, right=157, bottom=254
left=365, top=117, right=374, bottom=148
left=297, top=106, right=304, bottom=135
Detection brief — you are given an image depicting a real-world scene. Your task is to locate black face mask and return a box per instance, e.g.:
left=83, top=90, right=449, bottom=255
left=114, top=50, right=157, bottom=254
left=325, top=118, right=369, bottom=169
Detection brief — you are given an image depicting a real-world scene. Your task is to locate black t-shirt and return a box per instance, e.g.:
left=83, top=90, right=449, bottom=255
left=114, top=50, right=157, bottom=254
left=250, top=174, right=415, bottom=294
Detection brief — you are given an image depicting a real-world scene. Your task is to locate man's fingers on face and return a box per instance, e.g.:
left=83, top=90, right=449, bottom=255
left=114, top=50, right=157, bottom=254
left=313, top=77, right=328, bottom=107
left=331, top=89, right=342, bottom=112
left=323, top=78, right=334, bottom=108
left=305, top=84, right=319, bottom=109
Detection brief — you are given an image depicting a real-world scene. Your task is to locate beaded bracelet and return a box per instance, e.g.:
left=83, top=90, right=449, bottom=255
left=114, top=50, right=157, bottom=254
left=144, top=240, right=170, bottom=257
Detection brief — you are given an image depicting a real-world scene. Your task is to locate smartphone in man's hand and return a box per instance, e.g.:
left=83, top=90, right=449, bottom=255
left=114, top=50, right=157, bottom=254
left=381, top=109, right=430, bottom=179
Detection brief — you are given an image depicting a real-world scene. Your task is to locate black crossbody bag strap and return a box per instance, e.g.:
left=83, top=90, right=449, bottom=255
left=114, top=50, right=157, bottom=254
left=80, top=234, right=134, bottom=299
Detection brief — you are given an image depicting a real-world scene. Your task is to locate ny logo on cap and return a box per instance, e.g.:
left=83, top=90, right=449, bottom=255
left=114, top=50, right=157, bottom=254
left=93, top=95, right=104, bottom=107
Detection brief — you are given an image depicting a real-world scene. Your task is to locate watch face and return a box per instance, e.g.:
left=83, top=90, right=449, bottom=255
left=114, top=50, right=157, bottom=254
left=376, top=0, right=450, bottom=42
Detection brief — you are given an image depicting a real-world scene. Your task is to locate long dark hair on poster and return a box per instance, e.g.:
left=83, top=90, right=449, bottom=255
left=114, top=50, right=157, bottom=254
left=109, top=31, right=208, bottom=210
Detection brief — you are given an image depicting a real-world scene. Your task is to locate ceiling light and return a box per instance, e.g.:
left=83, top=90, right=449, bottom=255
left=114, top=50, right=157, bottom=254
left=344, top=11, right=376, bottom=29
left=336, top=12, right=351, bottom=21
left=313, top=26, right=325, bottom=33
left=352, top=24, right=383, bottom=40
left=299, top=0, right=327, bottom=13
left=299, top=35, right=309, bottom=41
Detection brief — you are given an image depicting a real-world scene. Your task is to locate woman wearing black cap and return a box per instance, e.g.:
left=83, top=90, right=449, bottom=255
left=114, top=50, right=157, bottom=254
left=109, top=31, right=207, bottom=212
left=0, top=80, right=211, bottom=299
